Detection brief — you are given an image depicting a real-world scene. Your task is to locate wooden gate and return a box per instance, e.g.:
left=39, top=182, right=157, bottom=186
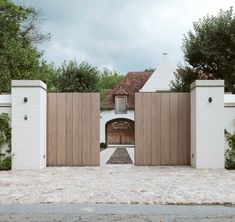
left=47, top=93, right=100, bottom=166
left=135, top=93, right=190, bottom=166
left=106, top=119, right=135, bottom=145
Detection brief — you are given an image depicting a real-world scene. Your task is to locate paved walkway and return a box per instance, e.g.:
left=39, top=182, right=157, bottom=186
left=0, top=166, right=235, bottom=204
left=100, top=147, right=134, bottom=165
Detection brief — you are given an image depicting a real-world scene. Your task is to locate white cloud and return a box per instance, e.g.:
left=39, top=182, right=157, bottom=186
left=15, top=0, right=235, bottom=73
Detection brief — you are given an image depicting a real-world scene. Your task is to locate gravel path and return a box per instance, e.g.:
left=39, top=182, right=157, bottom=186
left=0, top=166, right=235, bottom=204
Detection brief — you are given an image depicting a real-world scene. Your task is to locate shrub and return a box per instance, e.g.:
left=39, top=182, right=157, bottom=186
left=100, top=142, right=107, bottom=149
left=0, top=113, right=12, bottom=170
left=225, top=129, right=235, bottom=169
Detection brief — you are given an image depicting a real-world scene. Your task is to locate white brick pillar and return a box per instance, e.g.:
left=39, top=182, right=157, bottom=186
left=190, top=80, right=224, bottom=169
left=12, top=80, right=47, bottom=170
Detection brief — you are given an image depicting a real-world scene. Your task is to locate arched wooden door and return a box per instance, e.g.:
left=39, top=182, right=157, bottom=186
left=106, top=119, right=134, bottom=145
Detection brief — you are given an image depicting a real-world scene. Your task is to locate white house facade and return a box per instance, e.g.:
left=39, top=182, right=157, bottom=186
left=100, top=54, right=176, bottom=145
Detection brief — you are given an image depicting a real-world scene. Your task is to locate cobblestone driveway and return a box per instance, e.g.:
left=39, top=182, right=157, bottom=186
left=0, top=166, right=235, bottom=204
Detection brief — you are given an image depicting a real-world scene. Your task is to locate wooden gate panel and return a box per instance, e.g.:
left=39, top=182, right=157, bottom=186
left=134, top=93, right=143, bottom=165
left=91, top=94, right=100, bottom=165
left=142, top=93, right=152, bottom=165
left=47, top=93, right=100, bottom=166
left=72, top=93, right=82, bottom=165
left=66, top=93, right=73, bottom=166
left=151, top=93, right=161, bottom=165
left=56, top=93, right=66, bottom=166
left=81, top=93, right=91, bottom=165
left=47, top=93, right=57, bottom=166
left=170, top=93, right=179, bottom=165
left=160, top=93, right=170, bottom=165
left=178, top=93, right=189, bottom=165
left=135, top=92, right=190, bottom=166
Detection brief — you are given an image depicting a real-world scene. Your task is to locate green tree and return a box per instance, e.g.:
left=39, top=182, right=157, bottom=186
left=171, top=7, right=235, bottom=93
left=97, top=68, right=123, bottom=91
left=56, top=60, right=100, bottom=92
left=170, top=64, right=215, bottom=92
left=0, top=0, right=54, bottom=92
left=144, top=68, right=156, bottom=73
left=225, top=129, right=235, bottom=169
left=35, top=62, right=58, bottom=92
left=97, top=68, right=123, bottom=108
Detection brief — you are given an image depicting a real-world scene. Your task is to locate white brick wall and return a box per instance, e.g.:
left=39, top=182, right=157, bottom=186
left=190, top=80, right=224, bottom=169
left=11, top=80, right=47, bottom=170
left=190, top=87, right=196, bottom=168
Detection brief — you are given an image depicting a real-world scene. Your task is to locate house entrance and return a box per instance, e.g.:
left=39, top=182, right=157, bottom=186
left=106, top=119, right=135, bottom=145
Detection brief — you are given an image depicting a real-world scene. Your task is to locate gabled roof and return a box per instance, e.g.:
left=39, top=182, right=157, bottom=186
left=103, top=71, right=152, bottom=109
left=141, top=54, right=175, bottom=92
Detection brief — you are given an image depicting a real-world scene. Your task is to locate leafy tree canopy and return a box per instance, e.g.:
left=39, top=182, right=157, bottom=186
left=0, top=0, right=54, bottom=92
left=144, top=68, right=156, bottom=73
left=170, top=64, right=214, bottom=92
left=171, top=7, right=235, bottom=93
left=56, top=60, right=123, bottom=93
left=97, top=68, right=123, bottom=91
left=56, top=60, right=100, bottom=92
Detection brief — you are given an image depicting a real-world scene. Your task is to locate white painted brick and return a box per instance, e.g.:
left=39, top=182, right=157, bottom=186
left=191, top=80, right=224, bottom=169
left=11, top=81, right=47, bottom=170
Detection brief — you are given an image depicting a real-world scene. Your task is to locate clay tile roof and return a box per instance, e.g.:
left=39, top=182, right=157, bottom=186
left=103, top=71, right=152, bottom=109
left=112, top=87, right=128, bottom=95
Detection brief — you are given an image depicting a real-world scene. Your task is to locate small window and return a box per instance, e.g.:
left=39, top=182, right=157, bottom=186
left=115, top=96, right=127, bottom=114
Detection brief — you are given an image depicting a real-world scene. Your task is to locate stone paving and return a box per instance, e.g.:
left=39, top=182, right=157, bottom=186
left=0, top=166, right=235, bottom=205
left=100, top=147, right=134, bottom=165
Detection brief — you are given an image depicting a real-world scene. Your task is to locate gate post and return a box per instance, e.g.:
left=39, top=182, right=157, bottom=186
left=11, top=80, right=47, bottom=169
left=190, top=80, right=224, bottom=169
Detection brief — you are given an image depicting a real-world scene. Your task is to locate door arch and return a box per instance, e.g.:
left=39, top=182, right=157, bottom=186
left=106, top=118, right=135, bottom=145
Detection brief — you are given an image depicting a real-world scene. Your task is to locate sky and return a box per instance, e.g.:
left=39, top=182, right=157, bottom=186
left=15, top=0, right=235, bottom=73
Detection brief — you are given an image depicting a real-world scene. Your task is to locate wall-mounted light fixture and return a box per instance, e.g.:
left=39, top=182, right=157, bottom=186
left=208, top=97, right=212, bottom=103
left=24, top=115, right=28, bottom=120
left=24, top=97, right=28, bottom=103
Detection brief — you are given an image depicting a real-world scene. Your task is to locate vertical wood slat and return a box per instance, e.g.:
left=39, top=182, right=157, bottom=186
left=81, top=93, right=91, bottom=165
left=56, top=93, right=67, bottom=165
left=72, top=93, right=82, bottom=165
left=135, top=92, right=190, bottom=166
left=160, top=93, right=170, bottom=165
left=66, top=93, right=73, bottom=165
left=91, top=93, right=100, bottom=166
left=142, top=93, right=152, bottom=165
left=47, top=93, right=100, bottom=166
left=47, top=93, right=57, bottom=166
left=178, top=93, right=188, bottom=165
left=151, top=93, right=161, bottom=165
left=170, top=93, right=179, bottom=165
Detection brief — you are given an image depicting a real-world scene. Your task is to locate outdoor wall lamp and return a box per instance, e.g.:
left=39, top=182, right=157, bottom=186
left=24, top=97, right=28, bottom=103
left=24, top=115, right=28, bottom=120
left=208, top=97, right=212, bottom=103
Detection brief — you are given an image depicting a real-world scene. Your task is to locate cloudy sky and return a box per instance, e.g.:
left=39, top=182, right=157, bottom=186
left=15, top=0, right=234, bottom=73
